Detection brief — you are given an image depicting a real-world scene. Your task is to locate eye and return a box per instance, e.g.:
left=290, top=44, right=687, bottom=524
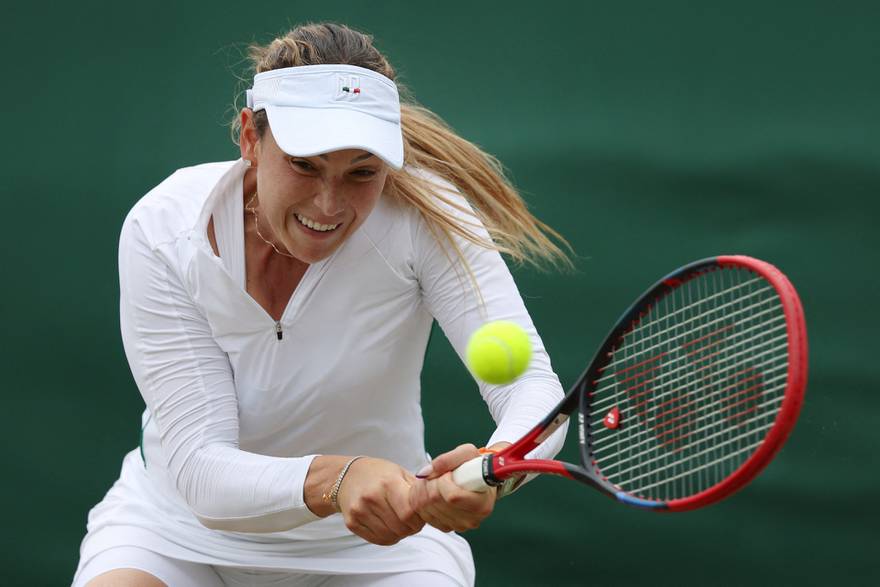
left=350, top=167, right=378, bottom=179
left=289, top=159, right=317, bottom=173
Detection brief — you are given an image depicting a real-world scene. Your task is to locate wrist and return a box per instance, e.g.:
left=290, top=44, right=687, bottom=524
left=326, top=456, right=365, bottom=513
left=304, top=455, right=353, bottom=517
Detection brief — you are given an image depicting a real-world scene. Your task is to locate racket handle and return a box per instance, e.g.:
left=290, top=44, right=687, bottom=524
left=451, top=455, right=492, bottom=492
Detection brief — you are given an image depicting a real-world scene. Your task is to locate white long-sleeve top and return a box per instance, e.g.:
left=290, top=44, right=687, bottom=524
left=81, top=157, right=565, bottom=573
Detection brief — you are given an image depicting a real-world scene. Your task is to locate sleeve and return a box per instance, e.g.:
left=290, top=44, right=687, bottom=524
left=118, top=213, right=319, bottom=532
left=412, top=178, right=567, bottom=463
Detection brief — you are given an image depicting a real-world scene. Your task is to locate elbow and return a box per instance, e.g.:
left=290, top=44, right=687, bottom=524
left=173, top=453, right=319, bottom=533
left=177, top=479, right=313, bottom=534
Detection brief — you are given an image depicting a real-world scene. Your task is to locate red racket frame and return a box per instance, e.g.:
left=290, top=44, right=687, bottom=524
left=480, top=255, right=807, bottom=511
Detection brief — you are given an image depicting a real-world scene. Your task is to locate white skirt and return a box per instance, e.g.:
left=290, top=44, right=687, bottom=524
left=73, top=450, right=475, bottom=585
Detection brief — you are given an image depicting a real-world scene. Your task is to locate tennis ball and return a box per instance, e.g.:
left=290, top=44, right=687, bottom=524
left=466, top=321, right=533, bottom=384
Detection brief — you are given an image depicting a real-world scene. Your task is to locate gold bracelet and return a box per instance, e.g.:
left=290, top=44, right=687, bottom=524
left=323, top=456, right=365, bottom=513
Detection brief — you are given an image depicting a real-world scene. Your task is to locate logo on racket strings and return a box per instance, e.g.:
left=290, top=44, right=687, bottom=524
left=604, top=407, right=621, bottom=430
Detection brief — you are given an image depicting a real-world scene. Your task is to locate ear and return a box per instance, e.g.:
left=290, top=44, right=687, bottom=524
left=239, top=108, right=260, bottom=164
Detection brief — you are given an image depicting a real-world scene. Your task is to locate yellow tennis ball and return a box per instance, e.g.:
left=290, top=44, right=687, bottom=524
left=466, top=321, right=533, bottom=384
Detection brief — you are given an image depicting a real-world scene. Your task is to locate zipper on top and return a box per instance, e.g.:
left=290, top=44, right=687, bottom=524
left=275, top=321, right=283, bottom=341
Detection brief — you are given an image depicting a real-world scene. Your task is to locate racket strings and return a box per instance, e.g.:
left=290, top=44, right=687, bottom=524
left=587, top=266, right=789, bottom=501
left=592, top=365, right=788, bottom=455
left=591, top=324, right=787, bottom=415
left=598, top=387, right=785, bottom=478
left=633, top=438, right=763, bottom=494
left=595, top=286, right=777, bottom=380
left=620, top=276, right=763, bottom=343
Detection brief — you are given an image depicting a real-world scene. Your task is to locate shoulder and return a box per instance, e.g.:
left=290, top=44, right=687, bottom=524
left=404, top=166, right=464, bottom=203
left=386, top=166, right=475, bottom=229
left=361, top=166, right=468, bottom=242
left=404, top=166, right=479, bottom=229
left=397, top=166, right=487, bottom=247
left=121, top=160, right=237, bottom=248
left=359, top=166, right=492, bottom=278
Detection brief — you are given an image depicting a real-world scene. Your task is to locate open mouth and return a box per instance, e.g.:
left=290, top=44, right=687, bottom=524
left=295, top=213, right=340, bottom=233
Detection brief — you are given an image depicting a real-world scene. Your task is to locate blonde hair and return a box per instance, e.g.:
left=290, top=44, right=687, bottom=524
left=230, top=23, right=573, bottom=273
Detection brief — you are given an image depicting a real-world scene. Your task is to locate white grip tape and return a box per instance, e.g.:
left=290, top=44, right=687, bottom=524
left=451, top=456, right=492, bottom=492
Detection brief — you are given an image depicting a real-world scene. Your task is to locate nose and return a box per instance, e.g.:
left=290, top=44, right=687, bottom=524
left=312, top=179, right=347, bottom=217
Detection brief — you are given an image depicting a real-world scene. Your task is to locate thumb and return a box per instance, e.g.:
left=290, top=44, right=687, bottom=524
left=416, top=443, right=480, bottom=480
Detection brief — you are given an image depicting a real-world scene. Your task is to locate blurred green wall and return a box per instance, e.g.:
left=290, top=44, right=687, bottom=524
left=3, top=1, right=877, bottom=585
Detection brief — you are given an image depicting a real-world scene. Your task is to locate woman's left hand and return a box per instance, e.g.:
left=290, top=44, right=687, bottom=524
left=409, top=442, right=510, bottom=533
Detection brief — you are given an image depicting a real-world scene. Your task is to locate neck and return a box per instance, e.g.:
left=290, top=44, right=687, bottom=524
left=242, top=165, right=258, bottom=199
left=244, top=191, right=310, bottom=269
left=245, top=212, right=307, bottom=272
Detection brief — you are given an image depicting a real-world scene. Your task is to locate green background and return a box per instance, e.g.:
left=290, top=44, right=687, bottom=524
left=3, top=1, right=878, bottom=585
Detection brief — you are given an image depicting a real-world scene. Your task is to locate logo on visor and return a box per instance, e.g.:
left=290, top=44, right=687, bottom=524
left=335, top=75, right=362, bottom=101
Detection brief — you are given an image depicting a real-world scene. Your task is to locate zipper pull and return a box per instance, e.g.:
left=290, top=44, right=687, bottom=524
left=275, top=321, right=283, bottom=341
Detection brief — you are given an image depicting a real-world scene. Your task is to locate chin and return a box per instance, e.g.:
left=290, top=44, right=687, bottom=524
left=300, top=252, right=331, bottom=264
left=288, top=223, right=351, bottom=263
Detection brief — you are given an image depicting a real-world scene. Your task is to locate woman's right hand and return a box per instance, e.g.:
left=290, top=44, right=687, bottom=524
left=332, top=457, right=425, bottom=546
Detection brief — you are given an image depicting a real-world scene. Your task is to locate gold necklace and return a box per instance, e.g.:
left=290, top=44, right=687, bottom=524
left=245, top=191, right=297, bottom=259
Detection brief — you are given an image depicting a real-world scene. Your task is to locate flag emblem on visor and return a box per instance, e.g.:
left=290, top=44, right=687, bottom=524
left=336, top=75, right=362, bottom=100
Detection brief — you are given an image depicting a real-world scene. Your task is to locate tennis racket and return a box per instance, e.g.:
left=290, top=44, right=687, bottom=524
left=452, top=255, right=807, bottom=511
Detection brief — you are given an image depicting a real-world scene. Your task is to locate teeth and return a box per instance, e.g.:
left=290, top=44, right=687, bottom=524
left=296, top=214, right=339, bottom=232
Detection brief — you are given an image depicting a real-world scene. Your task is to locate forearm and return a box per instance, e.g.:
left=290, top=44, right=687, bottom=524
left=484, top=374, right=566, bottom=460
left=177, top=445, right=319, bottom=532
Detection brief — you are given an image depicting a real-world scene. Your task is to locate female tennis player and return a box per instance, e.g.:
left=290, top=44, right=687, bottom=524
left=73, top=23, right=571, bottom=587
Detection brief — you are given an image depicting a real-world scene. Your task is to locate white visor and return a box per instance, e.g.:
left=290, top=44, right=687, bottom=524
left=246, top=64, right=404, bottom=169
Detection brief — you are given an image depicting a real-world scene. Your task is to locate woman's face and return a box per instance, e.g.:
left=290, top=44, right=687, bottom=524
left=241, top=113, right=389, bottom=264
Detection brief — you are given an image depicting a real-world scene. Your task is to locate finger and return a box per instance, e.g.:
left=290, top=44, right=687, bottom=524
left=349, top=522, right=382, bottom=545
left=417, top=503, right=455, bottom=533
left=345, top=494, right=407, bottom=546
left=421, top=497, right=482, bottom=533
left=436, top=474, right=495, bottom=518
left=346, top=515, right=386, bottom=545
left=418, top=477, right=485, bottom=533
left=426, top=443, right=481, bottom=479
left=367, top=511, right=409, bottom=545
left=362, top=478, right=422, bottom=541
left=347, top=509, right=405, bottom=546
left=410, top=479, right=455, bottom=531
left=381, top=494, right=422, bottom=537
left=401, top=470, right=419, bottom=485
left=409, top=473, right=441, bottom=516
left=409, top=477, right=444, bottom=513
left=427, top=476, right=494, bottom=532
left=386, top=482, right=424, bottom=535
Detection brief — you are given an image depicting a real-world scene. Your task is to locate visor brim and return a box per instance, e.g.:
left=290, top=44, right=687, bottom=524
left=264, top=105, right=404, bottom=170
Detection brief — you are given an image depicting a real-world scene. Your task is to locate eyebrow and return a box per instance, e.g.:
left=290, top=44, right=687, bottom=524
left=317, top=153, right=376, bottom=163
